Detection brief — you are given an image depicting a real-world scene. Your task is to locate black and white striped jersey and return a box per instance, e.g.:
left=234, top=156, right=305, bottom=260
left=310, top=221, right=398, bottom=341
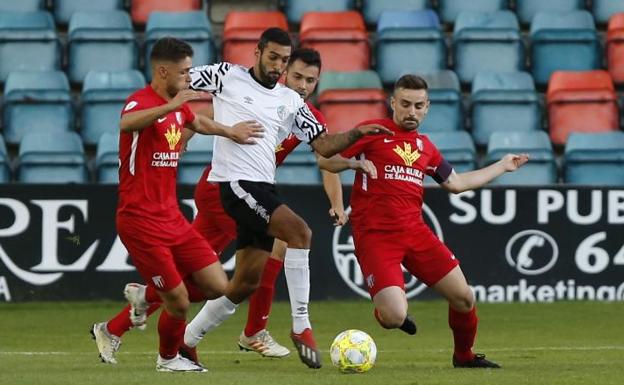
left=190, top=63, right=325, bottom=183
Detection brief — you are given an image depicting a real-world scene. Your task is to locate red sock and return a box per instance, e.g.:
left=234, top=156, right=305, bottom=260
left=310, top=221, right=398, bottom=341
left=448, top=306, right=478, bottom=363
left=158, top=310, right=186, bottom=360
left=145, top=285, right=161, bottom=303
left=244, top=257, right=283, bottom=337
left=107, top=305, right=134, bottom=337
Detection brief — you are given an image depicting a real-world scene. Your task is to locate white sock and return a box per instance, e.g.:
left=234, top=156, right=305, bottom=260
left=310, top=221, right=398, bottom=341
left=284, top=248, right=311, bottom=334
left=183, top=296, right=238, bottom=348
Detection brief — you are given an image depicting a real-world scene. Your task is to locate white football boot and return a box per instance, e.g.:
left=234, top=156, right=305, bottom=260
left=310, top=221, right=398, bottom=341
left=238, top=329, right=290, bottom=358
left=91, top=322, right=121, bottom=364
left=156, top=354, right=208, bottom=372
left=124, top=283, right=148, bottom=330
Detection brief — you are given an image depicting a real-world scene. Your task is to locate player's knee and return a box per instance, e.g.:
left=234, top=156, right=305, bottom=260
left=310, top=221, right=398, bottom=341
left=450, top=291, right=475, bottom=313
left=282, top=220, right=311, bottom=248
left=165, top=296, right=190, bottom=318
left=377, top=307, right=406, bottom=329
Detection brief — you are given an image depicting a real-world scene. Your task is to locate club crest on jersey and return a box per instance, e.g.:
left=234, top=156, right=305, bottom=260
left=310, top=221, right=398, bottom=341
left=165, top=124, right=181, bottom=150
left=277, top=105, right=287, bottom=120
left=393, top=142, right=421, bottom=167
left=175, top=111, right=183, bottom=125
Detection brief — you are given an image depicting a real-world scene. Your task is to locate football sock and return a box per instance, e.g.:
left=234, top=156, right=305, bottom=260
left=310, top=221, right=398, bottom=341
left=244, top=257, right=283, bottom=337
left=145, top=285, right=160, bottom=303
left=184, top=295, right=238, bottom=348
left=158, top=310, right=186, bottom=360
left=107, top=303, right=161, bottom=337
left=284, top=248, right=311, bottom=334
left=448, top=306, right=478, bottom=363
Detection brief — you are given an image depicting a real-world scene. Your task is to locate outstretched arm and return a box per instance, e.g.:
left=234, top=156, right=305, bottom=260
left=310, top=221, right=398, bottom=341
left=310, top=124, right=393, bottom=158
left=316, top=154, right=377, bottom=178
left=441, top=153, right=529, bottom=194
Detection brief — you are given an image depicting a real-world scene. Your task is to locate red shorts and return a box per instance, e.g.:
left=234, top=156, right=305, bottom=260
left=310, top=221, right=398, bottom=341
left=192, top=177, right=237, bottom=255
left=117, top=212, right=219, bottom=292
left=353, top=224, right=459, bottom=297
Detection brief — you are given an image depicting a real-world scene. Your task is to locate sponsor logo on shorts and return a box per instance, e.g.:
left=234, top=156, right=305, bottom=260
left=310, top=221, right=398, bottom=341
left=152, top=275, right=164, bottom=288
left=366, top=274, right=374, bottom=289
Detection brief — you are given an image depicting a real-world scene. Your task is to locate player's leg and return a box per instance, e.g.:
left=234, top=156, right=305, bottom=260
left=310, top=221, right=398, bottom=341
left=371, top=286, right=416, bottom=335
left=239, top=239, right=289, bottom=357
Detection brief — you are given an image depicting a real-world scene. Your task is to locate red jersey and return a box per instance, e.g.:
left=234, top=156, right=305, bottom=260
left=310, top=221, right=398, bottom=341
left=118, top=85, right=195, bottom=221
left=341, top=118, right=450, bottom=232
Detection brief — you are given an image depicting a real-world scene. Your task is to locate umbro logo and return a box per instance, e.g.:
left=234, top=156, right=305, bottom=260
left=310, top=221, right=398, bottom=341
left=243, top=96, right=254, bottom=104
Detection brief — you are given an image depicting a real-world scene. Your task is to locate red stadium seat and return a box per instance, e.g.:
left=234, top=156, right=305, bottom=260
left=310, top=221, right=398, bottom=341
left=299, top=12, right=370, bottom=71
left=318, top=89, right=388, bottom=133
left=546, top=70, right=619, bottom=146
left=187, top=92, right=213, bottom=116
left=607, top=13, right=624, bottom=84
left=130, top=0, right=202, bottom=25
left=222, top=11, right=288, bottom=67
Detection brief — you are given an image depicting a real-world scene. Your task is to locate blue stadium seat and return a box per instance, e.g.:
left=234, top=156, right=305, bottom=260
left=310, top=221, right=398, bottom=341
left=417, top=70, right=463, bottom=132
left=18, top=132, right=88, bottom=184
left=362, top=0, right=430, bottom=25
left=276, top=145, right=320, bottom=185
left=339, top=168, right=356, bottom=185
left=282, top=0, right=355, bottom=24
left=0, top=11, right=60, bottom=82
left=530, top=11, right=601, bottom=85
left=81, top=70, right=145, bottom=145
left=564, top=132, right=624, bottom=185
left=54, top=0, right=124, bottom=25
left=592, top=0, right=624, bottom=24
left=376, top=10, right=446, bottom=85
left=3, top=71, right=73, bottom=145
left=424, top=131, right=476, bottom=185
left=144, top=11, right=214, bottom=81
left=453, top=11, right=524, bottom=84
left=178, top=134, right=213, bottom=184
left=515, top=0, right=585, bottom=25
left=68, top=11, right=137, bottom=84
left=471, top=71, right=541, bottom=146
left=437, top=0, right=508, bottom=24
left=0, top=135, right=10, bottom=183
left=96, top=132, right=119, bottom=184
left=486, top=131, right=557, bottom=185
left=0, top=0, right=45, bottom=12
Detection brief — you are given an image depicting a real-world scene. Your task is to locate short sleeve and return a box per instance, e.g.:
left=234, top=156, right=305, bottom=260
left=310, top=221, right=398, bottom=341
left=120, top=92, right=151, bottom=117
left=292, top=102, right=326, bottom=144
left=181, top=103, right=196, bottom=125
left=425, top=138, right=453, bottom=183
left=190, top=62, right=232, bottom=95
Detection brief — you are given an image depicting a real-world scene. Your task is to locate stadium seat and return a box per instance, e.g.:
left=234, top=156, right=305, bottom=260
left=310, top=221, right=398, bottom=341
left=81, top=70, right=146, bottom=145
left=178, top=134, right=213, bottom=184
left=564, top=132, right=624, bottom=185
left=95, top=132, right=119, bottom=184
left=3, top=71, right=73, bottom=145
left=299, top=12, right=369, bottom=72
left=375, top=10, right=447, bottom=85
left=0, top=0, right=45, bottom=12
left=425, top=131, right=476, bottom=184
left=222, top=11, right=288, bottom=67
left=607, top=13, right=624, bottom=84
left=144, top=11, right=214, bottom=81
left=317, top=71, right=387, bottom=133
left=417, top=70, right=463, bottom=132
left=530, top=11, right=601, bottom=86
left=0, top=11, right=60, bottom=82
left=130, top=0, right=202, bottom=25
left=471, top=71, right=541, bottom=146
left=485, top=131, right=557, bottom=185
left=18, top=132, right=88, bottom=184
left=53, top=0, right=124, bottom=25
left=0, top=135, right=9, bottom=183
left=68, top=11, right=137, bottom=84
left=437, top=0, right=508, bottom=24
left=362, top=0, right=430, bottom=25
left=515, top=0, right=585, bottom=25
left=592, top=0, right=624, bottom=24
left=282, top=0, right=355, bottom=24
left=546, top=70, right=619, bottom=146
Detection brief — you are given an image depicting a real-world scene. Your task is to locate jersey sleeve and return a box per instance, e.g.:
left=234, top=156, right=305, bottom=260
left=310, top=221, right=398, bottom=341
left=181, top=103, right=196, bottom=124
left=292, top=102, right=326, bottom=144
left=190, top=62, right=232, bottom=95
left=120, top=92, right=152, bottom=117
left=425, top=139, right=453, bottom=184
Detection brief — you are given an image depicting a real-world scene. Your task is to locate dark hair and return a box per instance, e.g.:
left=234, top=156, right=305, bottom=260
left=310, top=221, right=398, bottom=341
left=257, top=27, right=292, bottom=51
left=288, top=48, right=322, bottom=70
left=394, top=74, right=428, bottom=91
left=150, top=37, right=194, bottom=62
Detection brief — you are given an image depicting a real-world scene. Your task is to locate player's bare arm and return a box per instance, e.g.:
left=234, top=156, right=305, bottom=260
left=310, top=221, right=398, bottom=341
left=119, top=89, right=202, bottom=132
left=310, top=124, right=394, bottom=158
left=441, top=153, right=530, bottom=194
left=187, top=115, right=265, bottom=145
left=315, top=154, right=377, bottom=179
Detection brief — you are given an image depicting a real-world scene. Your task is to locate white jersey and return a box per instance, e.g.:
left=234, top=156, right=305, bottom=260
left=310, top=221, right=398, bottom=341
left=190, top=62, right=325, bottom=183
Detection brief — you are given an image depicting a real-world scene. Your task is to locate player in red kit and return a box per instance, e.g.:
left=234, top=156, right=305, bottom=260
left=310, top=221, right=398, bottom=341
left=341, top=74, right=529, bottom=369
left=90, top=37, right=262, bottom=372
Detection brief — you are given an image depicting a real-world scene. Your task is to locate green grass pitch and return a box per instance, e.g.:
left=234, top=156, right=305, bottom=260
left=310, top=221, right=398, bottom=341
left=0, top=300, right=622, bottom=385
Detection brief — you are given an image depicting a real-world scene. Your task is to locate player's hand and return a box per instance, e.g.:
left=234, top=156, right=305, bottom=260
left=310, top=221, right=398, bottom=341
left=350, top=159, right=377, bottom=179
left=230, top=120, right=265, bottom=144
left=501, top=153, right=529, bottom=171
left=168, top=89, right=202, bottom=110
left=357, top=124, right=395, bottom=137
left=329, top=207, right=349, bottom=226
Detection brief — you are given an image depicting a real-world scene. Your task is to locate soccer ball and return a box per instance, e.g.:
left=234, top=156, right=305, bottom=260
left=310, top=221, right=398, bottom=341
left=330, top=329, right=377, bottom=373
